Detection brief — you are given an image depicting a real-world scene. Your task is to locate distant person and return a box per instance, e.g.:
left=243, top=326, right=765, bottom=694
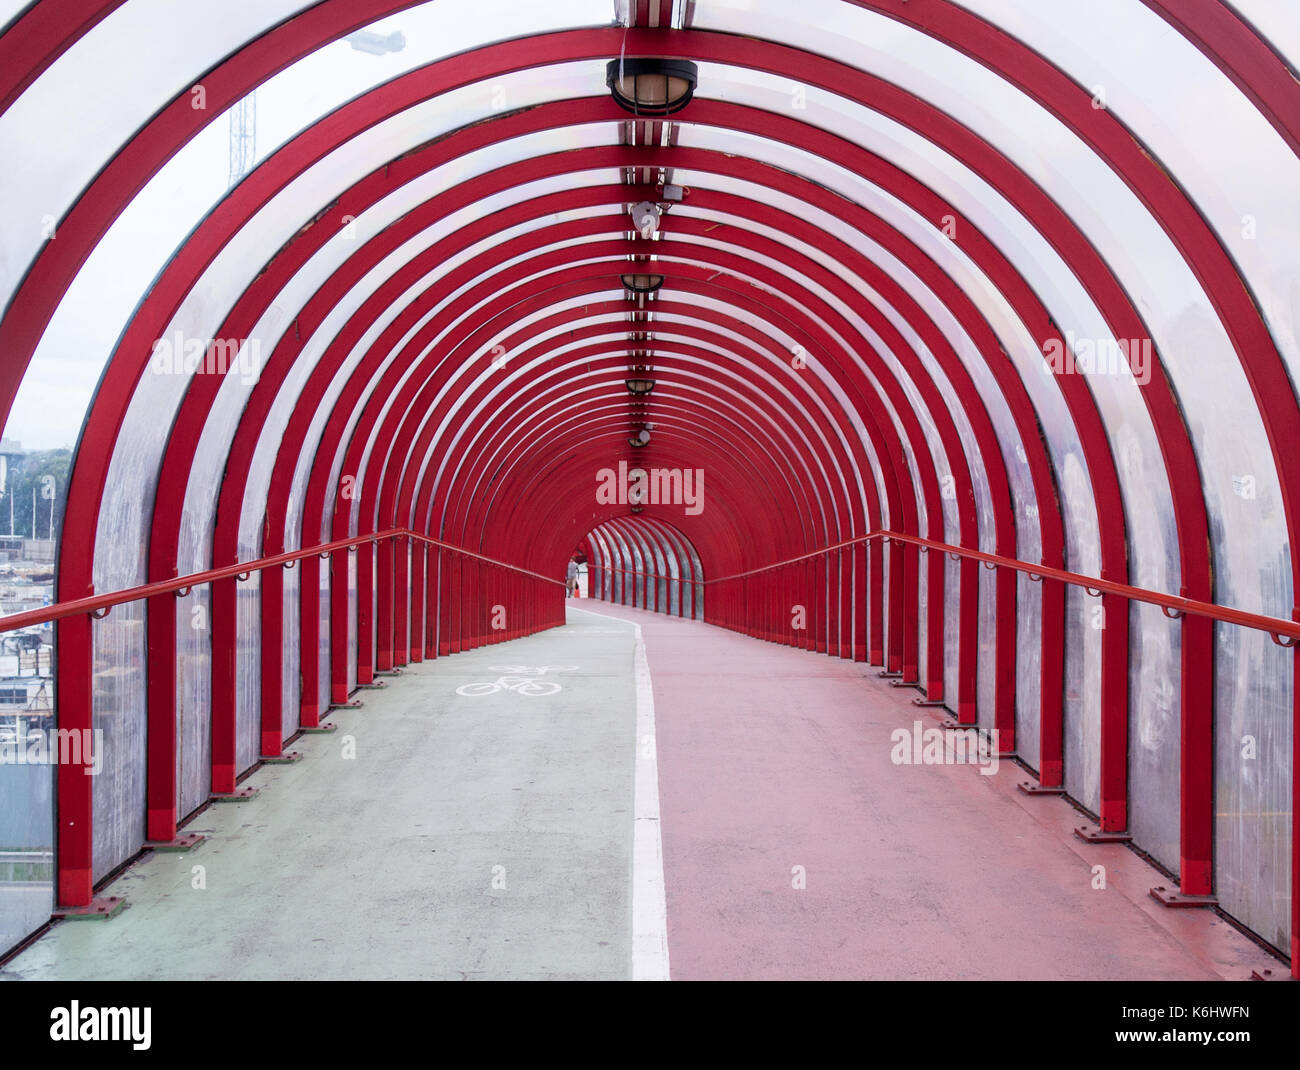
left=565, top=556, right=579, bottom=598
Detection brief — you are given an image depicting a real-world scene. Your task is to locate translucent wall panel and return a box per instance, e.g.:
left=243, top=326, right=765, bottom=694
left=91, top=605, right=146, bottom=881
left=0, top=752, right=52, bottom=956
left=318, top=564, right=331, bottom=713
left=0, top=0, right=316, bottom=311
left=235, top=573, right=261, bottom=775
left=347, top=551, right=357, bottom=694
left=1215, top=627, right=1292, bottom=950
left=176, top=586, right=213, bottom=818
left=281, top=564, right=301, bottom=741
left=1227, top=0, right=1300, bottom=70
left=689, top=4, right=1291, bottom=934
left=961, top=0, right=1300, bottom=402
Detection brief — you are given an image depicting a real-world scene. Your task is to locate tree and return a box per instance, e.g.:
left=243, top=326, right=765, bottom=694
left=0, top=450, right=71, bottom=539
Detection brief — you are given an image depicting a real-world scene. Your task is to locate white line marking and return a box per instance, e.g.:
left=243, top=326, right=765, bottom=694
left=571, top=606, right=670, bottom=981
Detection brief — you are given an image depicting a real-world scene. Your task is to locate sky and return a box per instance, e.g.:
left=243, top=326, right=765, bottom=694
left=1, top=0, right=617, bottom=452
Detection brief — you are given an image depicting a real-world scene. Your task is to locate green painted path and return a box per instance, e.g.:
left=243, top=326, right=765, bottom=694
left=3, top=611, right=644, bottom=981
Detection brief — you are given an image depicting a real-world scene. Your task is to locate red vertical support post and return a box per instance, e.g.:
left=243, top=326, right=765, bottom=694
left=375, top=536, right=394, bottom=672
left=300, top=553, right=322, bottom=726
left=993, top=565, right=1016, bottom=752
left=760, top=571, right=766, bottom=639
left=450, top=555, right=464, bottom=653
left=55, top=612, right=94, bottom=906
left=1039, top=575, right=1066, bottom=787
left=512, top=569, right=522, bottom=638
left=790, top=564, right=800, bottom=647
left=764, top=569, right=774, bottom=644
left=870, top=538, right=885, bottom=665
left=957, top=557, right=979, bottom=722
left=1099, top=590, right=1130, bottom=832
left=493, top=566, right=502, bottom=641
left=427, top=547, right=441, bottom=658
left=394, top=535, right=410, bottom=666
left=760, top=570, right=769, bottom=641
left=828, top=552, right=837, bottom=653
left=924, top=548, right=944, bottom=700
left=260, top=564, right=284, bottom=758
left=443, top=553, right=457, bottom=655
left=887, top=540, right=904, bottom=673
left=800, top=561, right=811, bottom=652
left=838, top=548, right=852, bottom=658
left=854, top=541, right=868, bottom=661
left=330, top=552, right=350, bottom=704
left=771, top=569, right=779, bottom=642
left=463, top=556, right=473, bottom=648
left=1292, top=628, right=1300, bottom=976
left=409, top=542, right=425, bottom=663
left=145, top=590, right=178, bottom=843
left=749, top=573, right=757, bottom=636
left=1179, top=606, right=1214, bottom=896
left=471, top=559, right=483, bottom=648
left=815, top=555, right=828, bottom=654
left=508, top=569, right=517, bottom=636
left=825, top=554, right=839, bottom=656
left=506, top=570, right=518, bottom=640
left=472, top=558, right=483, bottom=648
left=902, top=542, right=919, bottom=682
left=211, top=575, right=238, bottom=795
left=357, top=541, right=375, bottom=684
left=782, top=563, right=793, bottom=644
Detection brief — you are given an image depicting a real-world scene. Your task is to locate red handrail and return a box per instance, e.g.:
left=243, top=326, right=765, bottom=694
left=9, top=526, right=1297, bottom=645
left=0, top=528, right=563, bottom=635
left=704, top=529, right=1300, bottom=644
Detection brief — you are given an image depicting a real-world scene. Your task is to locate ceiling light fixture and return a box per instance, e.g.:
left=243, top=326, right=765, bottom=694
left=606, top=58, right=698, bottom=116
left=621, top=273, right=664, bottom=293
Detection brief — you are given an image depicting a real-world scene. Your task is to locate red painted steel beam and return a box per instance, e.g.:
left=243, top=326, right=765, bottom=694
left=25, top=10, right=1274, bottom=920
left=0, top=0, right=127, bottom=116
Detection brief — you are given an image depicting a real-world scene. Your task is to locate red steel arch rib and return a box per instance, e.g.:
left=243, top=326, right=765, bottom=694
left=1, top=4, right=1294, bottom=971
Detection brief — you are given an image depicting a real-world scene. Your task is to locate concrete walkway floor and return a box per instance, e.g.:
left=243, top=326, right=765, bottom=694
left=5, top=611, right=645, bottom=980
left=3, top=602, right=1282, bottom=980
left=581, top=602, right=1279, bottom=981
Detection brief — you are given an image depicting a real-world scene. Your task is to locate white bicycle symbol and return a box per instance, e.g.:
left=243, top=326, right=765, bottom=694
left=456, top=665, right=579, bottom=698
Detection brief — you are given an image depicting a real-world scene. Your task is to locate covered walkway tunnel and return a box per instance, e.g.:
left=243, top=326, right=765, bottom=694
left=0, top=0, right=1297, bottom=984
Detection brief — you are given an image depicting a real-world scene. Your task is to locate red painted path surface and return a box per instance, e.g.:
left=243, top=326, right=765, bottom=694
left=578, top=602, right=1278, bottom=981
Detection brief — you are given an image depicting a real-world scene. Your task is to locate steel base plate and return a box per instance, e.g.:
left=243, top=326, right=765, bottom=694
left=1149, top=886, right=1218, bottom=908
left=1017, top=781, right=1067, bottom=796
left=1073, top=825, right=1132, bottom=844
left=210, top=787, right=259, bottom=803
left=53, top=897, right=125, bottom=921
left=145, top=833, right=205, bottom=852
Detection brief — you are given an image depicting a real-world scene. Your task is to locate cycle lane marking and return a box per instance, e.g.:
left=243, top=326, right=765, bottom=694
left=454, top=664, right=580, bottom=698
left=570, top=606, right=669, bottom=981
